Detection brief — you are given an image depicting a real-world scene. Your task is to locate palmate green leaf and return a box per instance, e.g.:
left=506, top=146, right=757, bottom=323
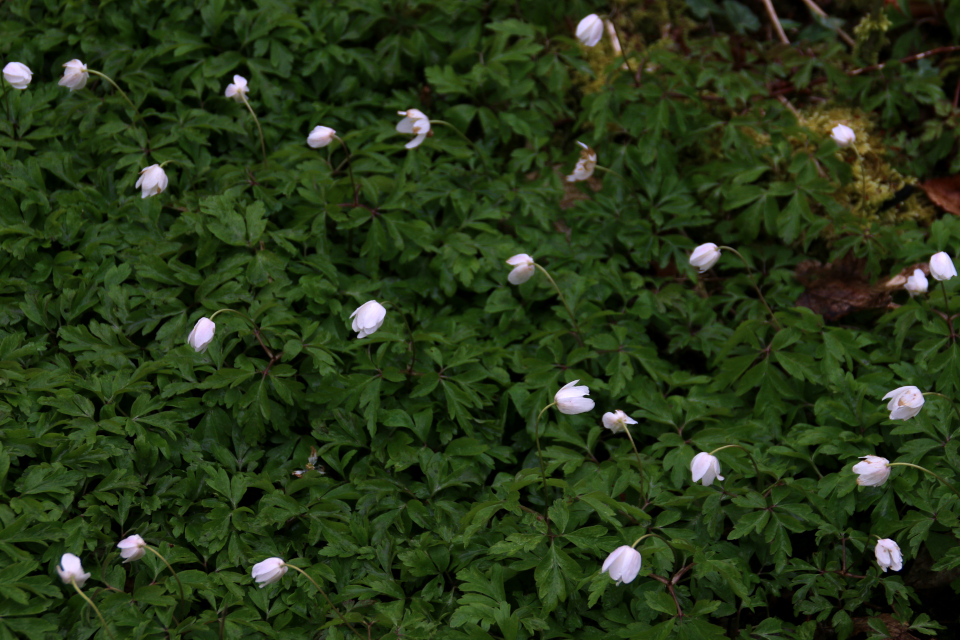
left=533, top=542, right=579, bottom=612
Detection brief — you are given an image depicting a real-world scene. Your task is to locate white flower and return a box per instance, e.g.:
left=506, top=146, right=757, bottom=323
left=576, top=14, right=604, bottom=47
left=690, top=452, right=724, bottom=486
left=117, top=535, right=147, bottom=563
left=602, top=410, right=637, bottom=434
left=350, top=300, right=387, bottom=339
left=57, top=553, right=91, bottom=588
left=601, top=545, right=641, bottom=585
left=874, top=538, right=903, bottom=572
left=135, top=164, right=168, bottom=199
left=251, top=557, right=287, bottom=587
left=689, top=243, right=721, bottom=273
left=882, top=386, right=924, bottom=420
left=852, top=455, right=890, bottom=487
left=187, top=317, right=216, bottom=352
left=904, top=269, right=928, bottom=297
left=58, top=59, right=88, bottom=91
left=830, top=124, right=856, bottom=148
left=930, top=252, right=957, bottom=281
left=396, top=109, right=431, bottom=149
left=554, top=380, right=595, bottom=415
left=3, top=62, right=32, bottom=89
left=307, top=125, right=336, bottom=148
left=225, top=75, right=249, bottom=101
left=566, top=141, right=597, bottom=182
left=506, top=254, right=535, bottom=285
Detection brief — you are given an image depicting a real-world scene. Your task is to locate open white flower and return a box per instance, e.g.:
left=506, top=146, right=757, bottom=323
left=117, top=535, right=147, bottom=563
left=554, top=380, right=595, bottom=415
left=930, top=252, right=957, bottom=281
left=576, top=14, right=604, bottom=47
left=602, top=410, right=637, bottom=434
left=57, top=553, right=91, bottom=588
left=350, top=300, right=387, bottom=339
left=852, top=455, right=890, bottom=486
left=307, top=125, right=336, bottom=148
left=566, top=141, right=597, bottom=182
left=690, top=452, right=724, bottom=486
left=830, top=124, right=856, bottom=148
left=396, top=109, right=431, bottom=149
left=904, top=269, right=928, bottom=297
left=601, top=545, right=641, bottom=585
left=251, top=557, right=287, bottom=587
left=882, top=386, right=924, bottom=420
left=506, top=254, right=535, bottom=285
left=135, top=164, right=168, bottom=199
left=225, top=75, right=249, bottom=101
left=3, top=62, right=32, bottom=89
left=874, top=538, right=903, bottom=572
left=59, top=59, right=88, bottom=91
left=187, top=317, right=216, bottom=352
left=689, top=243, right=721, bottom=273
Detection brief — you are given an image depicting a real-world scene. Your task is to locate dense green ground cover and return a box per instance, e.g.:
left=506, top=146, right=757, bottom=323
left=5, top=0, right=960, bottom=638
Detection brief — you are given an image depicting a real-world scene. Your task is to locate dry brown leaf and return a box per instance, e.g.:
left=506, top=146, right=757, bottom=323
left=795, top=255, right=900, bottom=321
left=921, top=175, right=960, bottom=215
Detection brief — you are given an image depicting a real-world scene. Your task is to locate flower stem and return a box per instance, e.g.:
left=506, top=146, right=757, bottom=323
left=144, top=545, right=185, bottom=604
left=86, top=69, right=144, bottom=129
left=607, top=14, right=635, bottom=78
left=239, top=93, right=267, bottom=166
left=594, top=165, right=627, bottom=181
left=717, top=246, right=781, bottom=330
left=887, top=462, right=960, bottom=498
left=631, top=532, right=667, bottom=549
left=71, top=579, right=116, bottom=640
left=535, top=402, right=557, bottom=535
left=533, top=263, right=584, bottom=346
left=1, top=79, right=15, bottom=140
left=428, top=120, right=491, bottom=173
left=208, top=308, right=276, bottom=360
left=922, top=392, right=960, bottom=429
left=333, top=135, right=358, bottom=199
left=620, top=424, right=646, bottom=503
left=282, top=564, right=362, bottom=638
left=853, top=145, right=867, bottom=213
left=708, top=444, right=764, bottom=488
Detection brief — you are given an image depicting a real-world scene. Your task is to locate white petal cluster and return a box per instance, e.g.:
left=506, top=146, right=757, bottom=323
left=852, top=455, right=890, bottom=486
left=602, top=410, right=636, bottom=434
left=690, top=452, right=723, bottom=486
left=251, top=557, right=287, bottom=587
left=117, top=534, right=147, bottom=563
left=59, top=59, right=88, bottom=91
left=601, top=545, right=641, bottom=585
left=57, top=553, right=91, bottom=588
left=350, top=300, right=387, bottom=339
left=225, top=75, right=249, bottom=101
left=576, top=14, right=604, bottom=47
left=554, top=380, right=594, bottom=415
left=874, top=538, right=903, bottom=572
left=396, top=109, right=430, bottom=149
left=188, top=317, right=216, bottom=352
left=566, top=142, right=596, bottom=182
left=307, top=125, right=336, bottom=148
left=689, top=243, right=721, bottom=273
left=3, top=62, right=32, bottom=89
left=135, top=164, right=168, bottom=198
left=506, top=254, right=535, bottom=285
left=930, top=252, right=957, bottom=281
left=830, top=124, right=856, bottom=147
left=904, top=269, right=927, bottom=297
left=882, top=386, right=924, bottom=420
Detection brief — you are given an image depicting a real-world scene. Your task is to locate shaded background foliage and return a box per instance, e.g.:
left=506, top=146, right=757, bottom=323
left=4, top=0, right=960, bottom=638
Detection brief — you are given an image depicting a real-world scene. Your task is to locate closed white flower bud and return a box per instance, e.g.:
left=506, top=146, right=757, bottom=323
left=852, top=455, right=890, bottom=486
left=350, top=301, right=387, bottom=339
left=930, top=252, right=957, bottom=281
left=602, top=410, right=637, bottom=434
left=690, top=452, right=724, bottom=486
left=882, top=386, right=924, bottom=420
left=576, top=14, right=604, bottom=47
left=904, top=269, right=928, bottom=297
left=187, top=317, right=216, bottom=352
left=601, top=545, right=641, bottom=585
left=57, top=553, right=91, bottom=588
left=506, top=253, right=535, bottom=285
left=117, top=535, right=147, bottom=563
left=225, top=75, right=249, bottom=101
left=874, top=538, right=902, bottom=572
left=830, top=124, right=856, bottom=147
left=58, top=59, right=88, bottom=91
left=396, top=109, right=430, bottom=149
left=689, top=243, right=721, bottom=273
left=307, top=125, right=336, bottom=148
left=135, top=164, right=168, bottom=199
left=566, top=141, right=597, bottom=182
left=554, top=380, right=595, bottom=415
left=3, top=62, right=33, bottom=89
left=251, top=557, right=287, bottom=587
